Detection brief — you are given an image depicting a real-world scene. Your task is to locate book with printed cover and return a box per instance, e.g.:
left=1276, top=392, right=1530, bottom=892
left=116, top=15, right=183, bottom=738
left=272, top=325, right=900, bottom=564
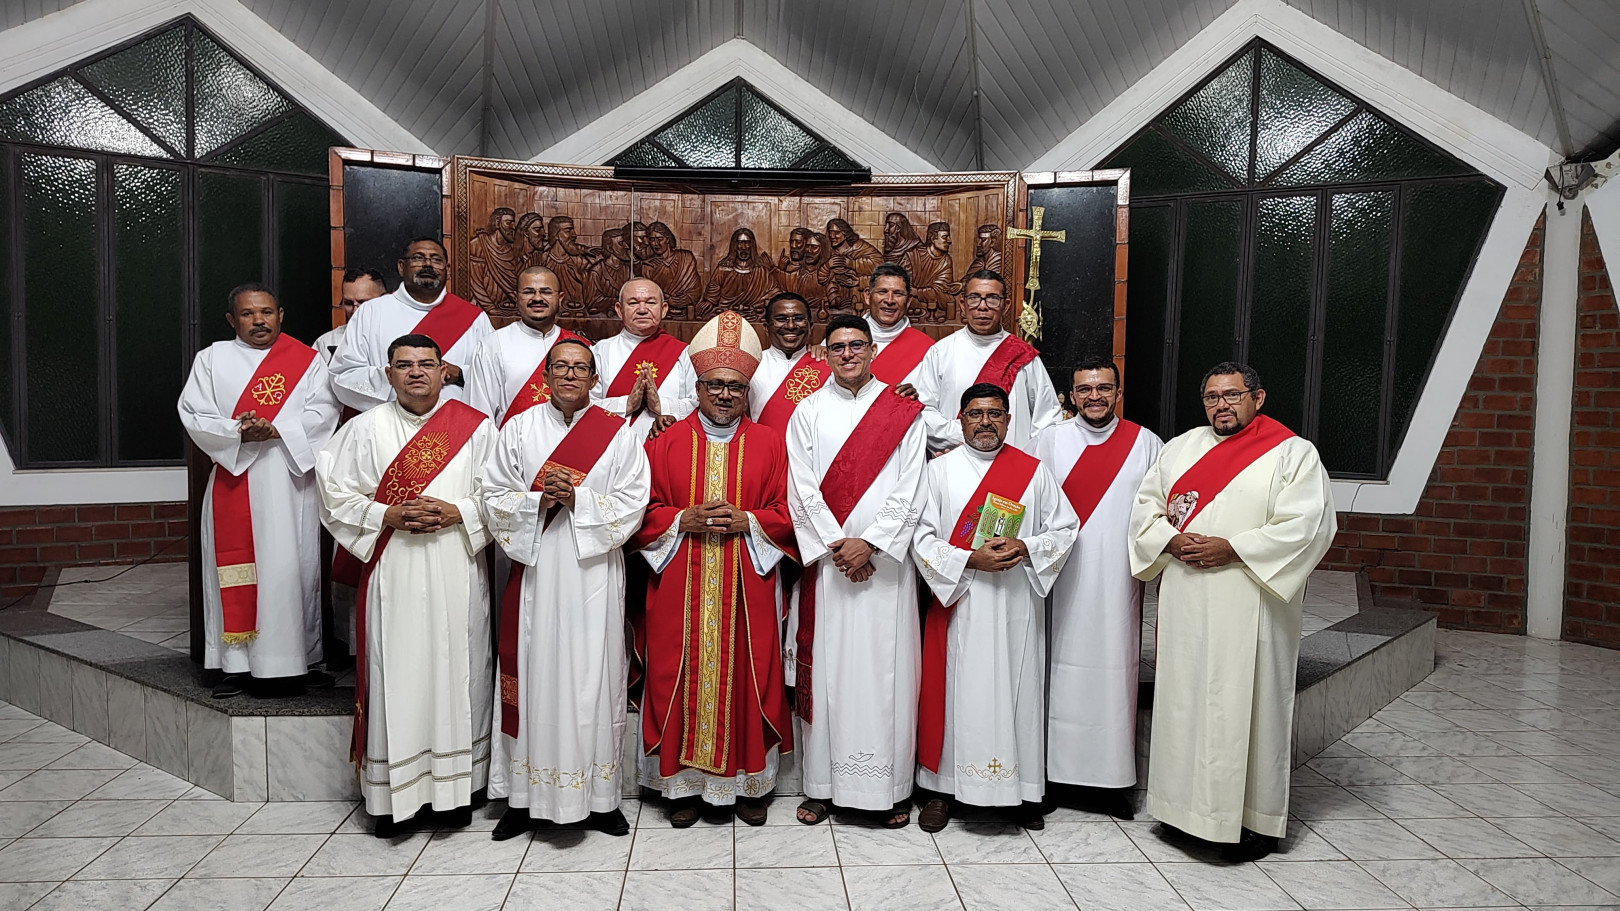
left=971, top=492, right=1026, bottom=548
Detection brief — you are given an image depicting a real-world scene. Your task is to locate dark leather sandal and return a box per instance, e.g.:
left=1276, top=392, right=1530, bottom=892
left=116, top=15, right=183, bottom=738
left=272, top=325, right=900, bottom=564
left=735, top=797, right=769, bottom=826
left=881, top=799, right=912, bottom=829
left=669, top=797, right=703, bottom=828
left=796, top=798, right=832, bottom=825
left=918, top=797, right=952, bottom=833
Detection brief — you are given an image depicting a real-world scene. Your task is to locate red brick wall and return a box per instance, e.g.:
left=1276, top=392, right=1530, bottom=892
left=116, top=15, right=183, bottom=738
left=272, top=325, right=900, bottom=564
left=1319, top=215, right=1542, bottom=632
left=1564, top=211, right=1620, bottom=647
left=0, top=503, right=188, bottom=601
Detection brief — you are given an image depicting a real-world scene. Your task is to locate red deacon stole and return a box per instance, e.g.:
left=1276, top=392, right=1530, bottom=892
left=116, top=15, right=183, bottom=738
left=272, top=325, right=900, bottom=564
left=755, top=352, right=830, bottom=431
left=497, top=405, right=624, bottom=739
left=869, top=326, right=933, bottom=385
left=794, top=387, right=924, bottom=723
left=1060, top=420, right=1143, bottom=527
left=351, top=399, right=486, bottom=765
left=409, top=292, right=484, bottom=354
left=1165, top=414, right=1295, bottom=533
left=973, top=333, right=1041, bottom=392
left=918, top=445, right=1040, bottom=773
left=210, top=334, right=318, bottom=646
left=604, top=331, right=688, bottom=398
left=498, top=327, right=587, bottom=428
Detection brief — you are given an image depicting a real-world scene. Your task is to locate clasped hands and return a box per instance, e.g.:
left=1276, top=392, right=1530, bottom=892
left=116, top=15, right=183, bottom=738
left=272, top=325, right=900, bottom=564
left=678, top=499, right=750, bottom=535
left=536, top=467, right=579, bottom=511
left=1166, top=533, right=1238, bottom=569
left=829, top=537, right=876, bottom=583
left=626, top=366, right=681, bottom=439
left=234, top=410, right=280, bottom=442
left=966, top=536, right=1028, bottom=573
left=383, top=497, right=462, bottom=534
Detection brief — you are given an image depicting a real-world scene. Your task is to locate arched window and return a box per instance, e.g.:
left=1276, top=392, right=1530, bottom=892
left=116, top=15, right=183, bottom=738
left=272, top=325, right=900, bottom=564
left=0, top=17, right=347, bottom=468
left=1104, top=40, right=1501, bottom=479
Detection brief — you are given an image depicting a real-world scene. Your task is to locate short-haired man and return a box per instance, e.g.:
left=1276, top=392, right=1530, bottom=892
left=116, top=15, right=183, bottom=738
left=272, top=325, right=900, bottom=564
left=481, top=338, right=651, bottom=840
left=317, top=267, right=386, bottom=363
left=179, top=284, right=340, bottom=698
left=912, top=269, right=1063, bottom=451
left=911, top=382, right=1078, bottom=832
left=749, top=291, right=829, bottom=431
left=591, top=278, right=697, bottom=439
left=466, top=265, right=588, bottom=428
left=330, top=237, right=494, bottom=411
left=317, top=333, right=497, bottom=837
left=863, top=263, right=934, bottom=395
left=1129, top=361, right=1336, bottom=861
left=1034, top=357, right=1163, bottom=819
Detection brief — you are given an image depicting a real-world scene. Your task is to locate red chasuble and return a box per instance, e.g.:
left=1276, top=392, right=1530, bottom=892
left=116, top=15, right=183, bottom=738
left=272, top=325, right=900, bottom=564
left=604, top=330, right=689, bottom=398
left=210, top=334, right=318, bottom=646
left=408, top=292, right=485, bottom=354
left=868, top=326, right=933, bottom=385
left=794, top=388, right=924, bottom=723
left=973, top=333, right=1041, bottom=392
left=498, top=327, right=587, bottom=428
left=496, top=405, right=624, bottom=738
left=1060, top=420, right=1143, bottom=527
left=754, top=352, right=830, bottom=431
left=918, top=445, right=1040, bottom=773
left=628, top=414, right=798, bottom=778
left=1165, top=414, right=1295, bottom=532
left=351, top=399, right=486, bottom=764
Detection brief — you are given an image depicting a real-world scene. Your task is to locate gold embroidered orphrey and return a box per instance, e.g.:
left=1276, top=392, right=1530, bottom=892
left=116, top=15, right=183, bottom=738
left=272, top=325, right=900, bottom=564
left=529, top=379, right=550, bottom=403
left=250, top=373, right=287, bottom=406
left=382, top=431, right=452, bottom=502
left=1005, top=205, right=1066, bottom=341
left=784, top=365, right=822, bottom=404
left=679, top=435, right=743, bottom=775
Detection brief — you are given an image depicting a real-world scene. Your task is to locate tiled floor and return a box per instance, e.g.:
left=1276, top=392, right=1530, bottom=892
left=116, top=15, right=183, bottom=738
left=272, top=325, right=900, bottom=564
left=4, top=628, right=1620, bottom=909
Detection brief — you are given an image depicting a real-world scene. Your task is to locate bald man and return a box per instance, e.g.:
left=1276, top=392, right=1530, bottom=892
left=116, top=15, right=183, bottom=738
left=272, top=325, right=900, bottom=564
left=467, top=266, right=589, bottom=428
left=590, top=278, right=696, bottom=439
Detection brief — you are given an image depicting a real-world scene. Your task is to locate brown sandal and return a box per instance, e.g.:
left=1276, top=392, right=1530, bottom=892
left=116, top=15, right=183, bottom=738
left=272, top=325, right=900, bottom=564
left=881, top=800, right=912, bottom=829
left=668, top=797, right=703, bottom=828
left=918, top=797, right=951, bottom=833
left=796, top=799, right=832, bottom=825
left=736, top=797, right=769, bottom=826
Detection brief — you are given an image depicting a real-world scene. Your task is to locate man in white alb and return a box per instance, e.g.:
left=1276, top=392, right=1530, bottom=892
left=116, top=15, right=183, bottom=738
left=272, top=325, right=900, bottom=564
left=467, top=265, right=587, bottom=428
left=590, top=278, right=696, bottom=438
left=315, top=267, right=386, bottom=363
left=863, top=263, right=935, bottom=395
left=749, top=291, right=828, bottom=432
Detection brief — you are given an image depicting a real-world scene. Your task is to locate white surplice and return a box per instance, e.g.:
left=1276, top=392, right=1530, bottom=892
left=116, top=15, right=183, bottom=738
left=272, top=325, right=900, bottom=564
left=179, top=339, right=339, bottom=678
left=314, top=324, right=346, bottom=364
left=912, top=327, right=1064, bottom=452
left=316, top=399, right=497, bottom=822
left=747, top=344, right=825, bottom=422
left=912, top=444, right=1077, bottom=806
left=868, top=315, right=930, bottom=386
left=466, top=321, right=573, bottom=426
left=481, top=403, right=650, bottom=824
left=786, top=376, right=928, bottom=811
left=329, top=285, right=495, bottom=411
left=1034, top=417, right=1164, bottom=788
left=1130, top=427, right=1336, bottom=842
left=589, top=329, right=697, bottom=438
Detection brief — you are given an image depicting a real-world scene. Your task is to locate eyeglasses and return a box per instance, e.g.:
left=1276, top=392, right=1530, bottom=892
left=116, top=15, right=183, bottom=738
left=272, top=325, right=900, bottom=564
left=699, top=380, right=749, bottom=396
left=963, top=293, right=1005, bottom=307
left=390, top=359, right=440, bottom=370
left=546, top=363, right=593, bottom=378
left=826, top=340, right=869, bottom=356
left=769, top=314, right=809, bottom=326
left=405, top=253, right=447, bottom=266
left=963, top=408, right=1008, bottom=421
left=1072, top=384, right=1118, bottom=397
left=1201, top=389, right=1254, bottom=407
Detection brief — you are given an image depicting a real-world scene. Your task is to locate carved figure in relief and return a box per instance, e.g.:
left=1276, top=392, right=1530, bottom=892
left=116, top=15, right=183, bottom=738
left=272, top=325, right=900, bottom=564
left=904, top=221, right=963, bottom=324
left=542, top=216, right=595, bottom=315
left=825, top=218, right=884, bottom=291
left=516, top=212, right=547, bottom=271
left=469, top=206, right=522, bottom=319
left=637, top=221, right=701, bottom=319
left=882, top=211, right=923, bottom=264
left=810, top=232, right=860, bottom=319
left=585, top=227, right=632, bottom=316
left=969, top=223, right=1003, bottom=276
left=701, top=227, right=778, bottom=320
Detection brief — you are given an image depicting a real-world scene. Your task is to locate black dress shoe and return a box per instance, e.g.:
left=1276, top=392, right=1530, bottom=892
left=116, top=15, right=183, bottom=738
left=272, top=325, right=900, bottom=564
left=437, top=805, right=472, bottom=829
left=211, top=675, right=246, bottom=699
left=1220, top=828, right=1280, bottom=863
left=1086, top=786, right=1136, bottom=820
left=588, top=809, right=630, bottom=836
left=303, top=670, right=336, bottom=689
left=371, top=814, right=402, bottom=839
left=492, top=808, right=532, bottom=841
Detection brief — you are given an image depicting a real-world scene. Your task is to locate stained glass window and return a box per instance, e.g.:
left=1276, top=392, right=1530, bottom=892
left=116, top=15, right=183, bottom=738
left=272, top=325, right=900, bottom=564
left=1104, top=41, right=1501, bottom=479
left=610, top=78, right=863, bottom=172
left=0, top=17, right=347, bottom=467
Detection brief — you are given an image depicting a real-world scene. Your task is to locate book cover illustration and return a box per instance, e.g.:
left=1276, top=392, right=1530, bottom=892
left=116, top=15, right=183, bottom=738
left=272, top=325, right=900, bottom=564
left=971, top=492, right=1026, bottom=549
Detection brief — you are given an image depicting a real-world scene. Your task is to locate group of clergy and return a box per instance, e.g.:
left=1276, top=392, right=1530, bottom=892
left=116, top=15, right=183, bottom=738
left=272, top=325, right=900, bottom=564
left=177, top=235, right=1336, bottom=863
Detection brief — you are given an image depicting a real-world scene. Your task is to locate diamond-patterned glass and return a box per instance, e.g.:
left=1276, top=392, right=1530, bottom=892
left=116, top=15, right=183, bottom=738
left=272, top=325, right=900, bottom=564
left=1318, top=191, right=1394, bottom=476
left=0, top=152, right=11, bottom=450
left=612, top=141, right=679, bottom=168
left=1174, top=200, right=1243, bottom=432
left=192, top=31, right=295, bottom=156
left=197, top=170, right=264, bottom=344
left=1159, top=48, right=1254, bottom=182
left=1246, top=194, right=1317, bottom=432
left=740, top=88, right=819, bottom=168
left=0, top=77, right=168, bottom=158
left=798, top=146, right=862, bottom=171
left=653, top=86, right=738, bottom=168
left=276, top=179, right=333, bottom=346
left=1254, top=49, right=1356, bottom=179
left=79, top=25, right=187, bottom=155
left=1101, top=127, right=1235, bottom=197
left=1270, top=111, right=1474, bottom=187
left=113, top=165, right=185, bottom=462
left=212, top=112, right=343, bottom=176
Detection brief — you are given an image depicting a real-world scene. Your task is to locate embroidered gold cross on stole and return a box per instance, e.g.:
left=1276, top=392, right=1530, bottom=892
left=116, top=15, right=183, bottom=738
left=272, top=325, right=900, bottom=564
left=1006, top=205, right=1066, bottom=341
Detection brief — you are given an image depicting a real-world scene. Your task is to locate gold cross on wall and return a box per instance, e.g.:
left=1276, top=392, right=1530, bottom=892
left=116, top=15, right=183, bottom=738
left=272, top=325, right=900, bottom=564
left=1006, top=206, right=1066, bottom=340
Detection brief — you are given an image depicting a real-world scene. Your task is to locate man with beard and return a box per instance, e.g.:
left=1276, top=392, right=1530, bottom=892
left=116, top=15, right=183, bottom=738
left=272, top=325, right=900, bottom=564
left=702, top=227, right=779, bottom=319
left=1130, top=362, right=1335, bottom=862
left=1034, top=357, right=1163, bottom=820
left=481, top=338, right=650, bottom=839
left=905, top=222, right=963, bottom=323
left=470, top=207, right=522, bottom=319
left=316, top=267, right=387, bottom=364
left=775, top=227, right=817, bottom=303
left=968, top=224, right=1003, bottom=275
left=911, top=383, right=1078, bottom=833
left=585, top=227, right=633, bottom=315
left=826, top=218, right=884, bottom=289
left=543, top=216, right=594, bottom=313
left=631, top=312, right=796, bottom=827
left=516, top=212, right=547, bottom=270
left=467, top=266, right=588, bottom=428
left=331, top=237, right=493, bottom=410
left=864, top=263, right=933, bottom=394
left=882, top=212, right=923, bottom=264
left=637, top=221, right=701, bottom=319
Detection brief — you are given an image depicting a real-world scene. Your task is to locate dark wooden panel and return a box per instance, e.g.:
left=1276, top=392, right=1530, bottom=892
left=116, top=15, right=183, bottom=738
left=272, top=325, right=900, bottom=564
left=341, top=163, right=444, bottom=289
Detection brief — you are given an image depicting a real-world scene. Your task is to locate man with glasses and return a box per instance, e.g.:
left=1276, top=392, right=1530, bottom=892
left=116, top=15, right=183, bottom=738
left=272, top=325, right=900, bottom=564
left=786, top=314, right=928, bottom=828
left=480, top=338, right=651, bottom=840
left=1129, top=361, right=1336, bottom=862
left=1034, top=357, right=1163, bottom=819
left=749, top=292, right=829, bottom=431
left=911, top=382, right=1078, bottom=833
left=913, top=269, right=1063, bottom=452
left=331, top=237, right=494, bottom=410
left=466, top=266, right=588, bottom=428
left=631, top=312, right=796, bottom=827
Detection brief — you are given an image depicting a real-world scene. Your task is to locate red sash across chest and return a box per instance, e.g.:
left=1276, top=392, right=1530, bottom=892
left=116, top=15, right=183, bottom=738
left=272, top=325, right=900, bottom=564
left=409, top=292, right=484, bottom=354
left=1165, top=414, right=1294, bottom=532
left=868, top=326, right=933, bottom=385
left=972, top=333, right=1040, bottom=391
left=755, top=351, right=830, bottom=431
left=1060, top=420, right=1143, bottom=527
left=605, top=331, right=688, bottom=398
left=499, top=327, right=587, bottom=427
